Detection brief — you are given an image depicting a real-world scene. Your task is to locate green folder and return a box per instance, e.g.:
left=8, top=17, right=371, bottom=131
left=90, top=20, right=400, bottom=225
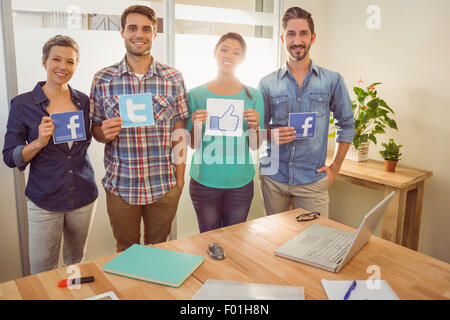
left=102, top=244, right=205, bottom=288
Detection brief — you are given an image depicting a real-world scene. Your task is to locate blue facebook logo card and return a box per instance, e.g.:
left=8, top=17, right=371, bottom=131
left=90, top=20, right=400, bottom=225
left=288, top=112, right=317, bottom=139
left=51, top=110, right=86, bottom=144
left=118, top=93, right=155, bottom=128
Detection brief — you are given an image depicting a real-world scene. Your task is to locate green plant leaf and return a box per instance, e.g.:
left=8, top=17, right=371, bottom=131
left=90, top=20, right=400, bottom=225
left=367, top=98, right=379, bottom=111
left=379, top=138, right=402, bottom=160
left=354, top=87, right=368, bottom=104
left=376, top=109, right=388, bottom=117
left=366, top=107, right=376, bottom=118
left=360, top=134, right=369, bottom=143
left=387, top=118, right=398, bottom=130
left=379, top=118, right=389, bottom=126
left=358, top=96, right=366, bottom=104
left=368, top=134, right=377, bottom=145
left=379, top=99, right=395, bottom=114
left=358, top=112, right=364, bottom=122
left=353, top=136, right=360, bottom=150
left=353, top=87, right=366, bottom=96
left=373, top=125, right=386, bottom=134
left=361, top=113, right=369, bottom=124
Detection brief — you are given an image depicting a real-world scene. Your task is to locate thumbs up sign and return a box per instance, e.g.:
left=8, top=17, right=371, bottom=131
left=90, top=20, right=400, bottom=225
left=210, top=104, right=240, bottom=132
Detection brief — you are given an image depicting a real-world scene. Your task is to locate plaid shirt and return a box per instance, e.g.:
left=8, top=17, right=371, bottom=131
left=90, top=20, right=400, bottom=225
left=90, top=56, right=188, bottom=205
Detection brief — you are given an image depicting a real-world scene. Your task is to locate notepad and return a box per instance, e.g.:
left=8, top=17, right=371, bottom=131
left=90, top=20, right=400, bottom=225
left=192, top=279, right=305, bottom=300
left=321, top=279, right=399, bottom=300
left=102, top=244, right=205, bottom=288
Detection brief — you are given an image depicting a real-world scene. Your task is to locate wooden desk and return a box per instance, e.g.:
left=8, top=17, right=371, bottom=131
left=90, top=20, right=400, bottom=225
left=1, top=210, right=449, bottom=300
left=326, top=150, right=433, bottom=250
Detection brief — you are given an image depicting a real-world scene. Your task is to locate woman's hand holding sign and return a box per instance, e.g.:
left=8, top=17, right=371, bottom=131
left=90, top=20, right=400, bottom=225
left=22, top=116, right=55, bottom=163
left=192, top=110, right=208, bottom=125
left=37, top=116, right=55, bottom=148
left=244, top=109, right=259, bottom=130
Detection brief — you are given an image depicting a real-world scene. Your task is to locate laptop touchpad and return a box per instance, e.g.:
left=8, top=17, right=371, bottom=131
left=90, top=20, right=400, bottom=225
left=297, top=234, right=320, bottom=245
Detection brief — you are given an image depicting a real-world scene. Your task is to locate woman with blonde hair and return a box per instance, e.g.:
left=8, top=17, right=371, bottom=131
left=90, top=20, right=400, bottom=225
left=3, top=35, right=98, bottom=274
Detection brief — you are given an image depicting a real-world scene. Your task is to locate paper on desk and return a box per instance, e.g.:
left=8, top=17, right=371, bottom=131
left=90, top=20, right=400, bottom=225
left=85, top=291, right=119, bottom=300
left=192, top=279, right=304, bottom=300
left=321, top=279, right=399, bottom=300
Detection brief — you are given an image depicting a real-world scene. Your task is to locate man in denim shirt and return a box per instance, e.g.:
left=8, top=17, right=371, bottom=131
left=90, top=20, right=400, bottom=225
left=259, top=7, right=355, bottom=218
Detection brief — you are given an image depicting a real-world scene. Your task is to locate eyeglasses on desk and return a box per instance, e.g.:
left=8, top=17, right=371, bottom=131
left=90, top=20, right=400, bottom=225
left=296, top=211, right=320, bottom=222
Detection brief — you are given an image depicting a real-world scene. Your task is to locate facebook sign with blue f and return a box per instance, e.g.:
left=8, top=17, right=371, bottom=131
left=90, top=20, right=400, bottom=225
left=119, top=93, right=155, bottom=128
left=51, top=110, right=86, bottom=144
left=289, top=112, right=317, bottom=139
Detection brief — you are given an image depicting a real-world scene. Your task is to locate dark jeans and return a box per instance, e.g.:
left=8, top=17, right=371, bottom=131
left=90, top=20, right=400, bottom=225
left=189, top=178, right=254, bottom=233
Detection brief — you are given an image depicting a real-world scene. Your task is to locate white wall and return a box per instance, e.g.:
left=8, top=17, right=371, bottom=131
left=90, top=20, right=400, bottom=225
left=327, top=0, right=450, bottom=263
left=285, top=0, right=450, bottom=263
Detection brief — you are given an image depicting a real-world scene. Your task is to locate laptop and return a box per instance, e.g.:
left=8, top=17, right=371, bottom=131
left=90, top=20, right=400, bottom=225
left=274, top=191, right=395, bottom=273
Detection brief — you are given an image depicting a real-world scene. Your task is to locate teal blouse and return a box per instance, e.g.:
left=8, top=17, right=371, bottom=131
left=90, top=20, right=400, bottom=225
left=186, top=84, right=265, bottom=189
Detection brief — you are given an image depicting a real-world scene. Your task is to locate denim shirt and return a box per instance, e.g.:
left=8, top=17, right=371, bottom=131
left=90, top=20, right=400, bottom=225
left=258, top=60, right=355, bottom=186
left=2, top=82, right=98, bottom=212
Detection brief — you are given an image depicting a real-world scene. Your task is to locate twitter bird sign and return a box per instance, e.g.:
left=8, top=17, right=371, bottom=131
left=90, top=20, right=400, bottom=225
left=205, top=98, right=244, bottom=137
left=118, top=93, right=155, bottom=128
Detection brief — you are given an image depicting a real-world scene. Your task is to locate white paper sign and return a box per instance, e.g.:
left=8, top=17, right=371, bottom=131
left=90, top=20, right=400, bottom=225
left=204, top=98, right=244, bottom=137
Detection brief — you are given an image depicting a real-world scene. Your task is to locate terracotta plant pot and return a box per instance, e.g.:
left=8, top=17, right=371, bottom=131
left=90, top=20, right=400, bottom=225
left=384, top=159, right=398, bottom=172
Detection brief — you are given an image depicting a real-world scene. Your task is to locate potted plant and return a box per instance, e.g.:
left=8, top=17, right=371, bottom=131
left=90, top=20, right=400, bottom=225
left=332, top=81, right=398, bottom=161
left=379, top=139, right=403, bottom=172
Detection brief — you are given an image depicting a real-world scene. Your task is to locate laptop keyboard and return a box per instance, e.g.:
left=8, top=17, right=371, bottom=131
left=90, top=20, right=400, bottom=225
left=306, top=231, right=353, bottom=264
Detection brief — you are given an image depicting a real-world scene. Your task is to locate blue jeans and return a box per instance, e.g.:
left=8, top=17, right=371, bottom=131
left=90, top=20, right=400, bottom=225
left=189, top=178, right=254, bottom=233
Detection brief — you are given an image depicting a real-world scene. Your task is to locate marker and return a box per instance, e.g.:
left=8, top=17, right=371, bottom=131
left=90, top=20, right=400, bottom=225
left=58, top=276, right=95, bottom=287
left=343, top=280, right=357, bottom=300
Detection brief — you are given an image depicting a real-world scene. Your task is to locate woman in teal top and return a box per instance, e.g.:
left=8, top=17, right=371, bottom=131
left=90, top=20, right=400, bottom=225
left=186, top=32, right=264, bottom=232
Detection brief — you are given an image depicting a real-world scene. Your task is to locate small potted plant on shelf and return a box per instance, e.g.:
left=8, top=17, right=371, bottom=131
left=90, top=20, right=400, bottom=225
left=379, top=139, right=403, bottom=172
left=330, top=80, right=398, bottom=161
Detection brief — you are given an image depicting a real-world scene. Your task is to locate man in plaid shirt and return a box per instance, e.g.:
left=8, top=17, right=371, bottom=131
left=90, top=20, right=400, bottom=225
left=90, top=5, right=188, bottom=252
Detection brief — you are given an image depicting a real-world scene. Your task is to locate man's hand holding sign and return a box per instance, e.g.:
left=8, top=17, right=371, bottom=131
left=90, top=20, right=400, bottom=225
left=100, top=117, right=123, bottom=142
left=92, top=93, right=154, bottom=143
